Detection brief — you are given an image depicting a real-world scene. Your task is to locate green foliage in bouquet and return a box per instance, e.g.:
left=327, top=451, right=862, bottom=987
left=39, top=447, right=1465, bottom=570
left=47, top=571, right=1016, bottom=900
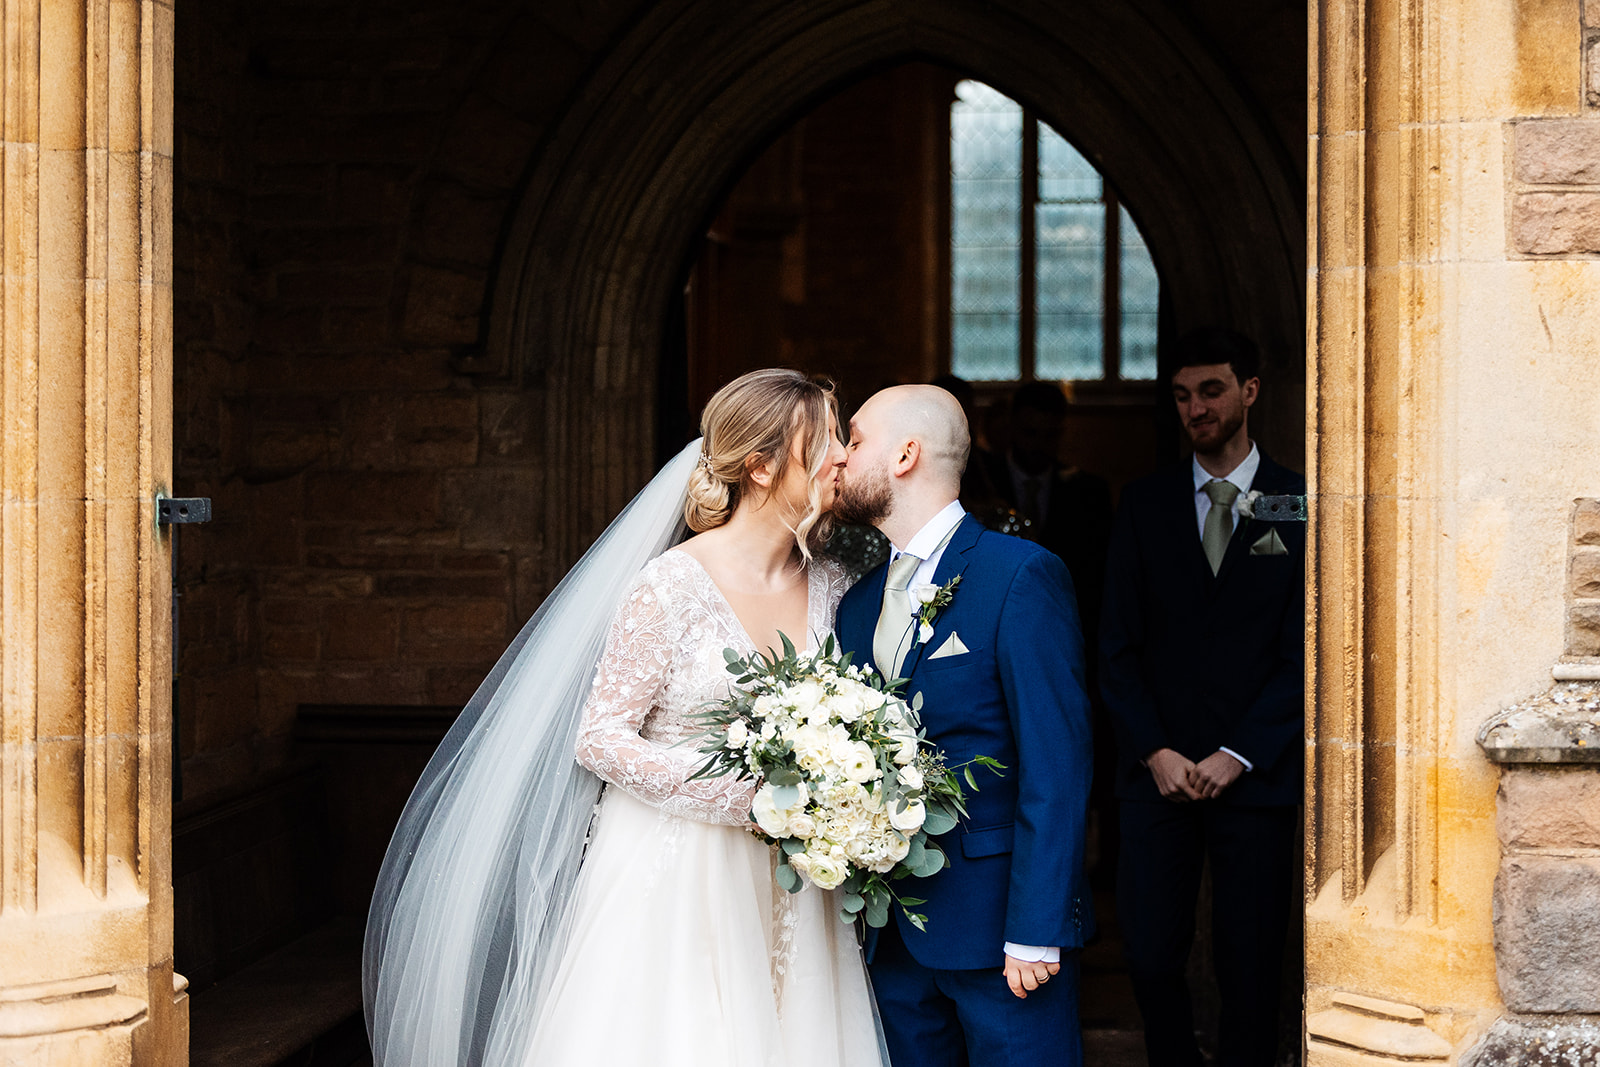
left=689, top=632, right=1003, bottom=930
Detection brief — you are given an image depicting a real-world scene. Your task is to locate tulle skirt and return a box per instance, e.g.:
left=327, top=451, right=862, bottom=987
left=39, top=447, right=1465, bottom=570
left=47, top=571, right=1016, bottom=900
left=524, top=788, right=885, bottom=1066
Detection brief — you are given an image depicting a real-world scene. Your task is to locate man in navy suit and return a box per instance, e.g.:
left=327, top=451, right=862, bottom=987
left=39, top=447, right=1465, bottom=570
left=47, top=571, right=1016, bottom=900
left=833, top=385, right=1093, bottom=1067
left=1099, top=328, right=1305, bottom=1067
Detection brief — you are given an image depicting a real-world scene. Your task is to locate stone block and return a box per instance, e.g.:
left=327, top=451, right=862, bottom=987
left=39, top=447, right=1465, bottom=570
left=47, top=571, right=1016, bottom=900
left=479, top=392, right=544, bottom=465
left=1574, top=548, right=1600, bottom=598
left=304, top=471, right=439, bottom=524
left=440, top=469, right=544, bottom=549
left=1513, top=192, right=1600, bottom=254
left=415, top=183, right=508, bottom=267
left=1568, top=600, right=1600, bottom=657
left=1575, top=499, right=1600, bottom=546
left=1590, top=38, right=1600, bottom=110
left=1462, top=1015, right=1600, bottom=1067
left=322, top=602, right=400, bottom=662
left=1516, top=119, right=1600, bottom=183
left=1494, top=853, right=1600, bottom=1011
left=1498, top=766, right=1600, bottom=848
left=401, top=264, right=485, bottom=345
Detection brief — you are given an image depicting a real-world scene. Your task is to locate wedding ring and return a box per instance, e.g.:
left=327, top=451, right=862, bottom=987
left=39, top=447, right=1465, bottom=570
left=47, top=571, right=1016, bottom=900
left=1038, top=975, right=1049, bottom=983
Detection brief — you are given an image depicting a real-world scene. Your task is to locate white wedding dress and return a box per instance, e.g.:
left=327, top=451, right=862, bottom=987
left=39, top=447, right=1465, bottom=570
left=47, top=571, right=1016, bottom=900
left=522, top=549, right=885, bottom=1066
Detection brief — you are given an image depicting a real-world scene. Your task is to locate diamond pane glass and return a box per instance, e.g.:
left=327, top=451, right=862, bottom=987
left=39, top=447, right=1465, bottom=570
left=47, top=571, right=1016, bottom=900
left=951, top=80, right=1021, bottom=380
left=1038, top=123, right=1101, bottom=204
left=1119, top=205, right=1159, bottom=380
left=1035, top=122, right=1104, bottom=380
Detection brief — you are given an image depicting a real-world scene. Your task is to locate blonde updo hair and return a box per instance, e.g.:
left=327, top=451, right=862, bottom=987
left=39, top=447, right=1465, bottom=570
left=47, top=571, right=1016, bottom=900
left=685, top=368, right=839, bottom=558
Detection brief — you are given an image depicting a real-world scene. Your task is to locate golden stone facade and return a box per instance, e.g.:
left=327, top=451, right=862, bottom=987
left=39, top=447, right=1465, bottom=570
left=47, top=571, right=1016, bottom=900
left=1, top=0, right=1598, bottom=1063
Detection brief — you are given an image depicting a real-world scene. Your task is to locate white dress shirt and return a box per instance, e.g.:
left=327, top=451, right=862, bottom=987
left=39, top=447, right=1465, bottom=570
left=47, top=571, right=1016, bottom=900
left=887, top=500, right=1060, bottom=965
left=1189, top=443, right=1260, bottom=774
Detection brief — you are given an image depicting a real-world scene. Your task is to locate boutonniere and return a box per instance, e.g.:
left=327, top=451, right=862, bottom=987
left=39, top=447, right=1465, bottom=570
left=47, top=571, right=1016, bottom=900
left=909, top=575, right=962, bottom=645
left=1234, top=489, right=1264, bottom=521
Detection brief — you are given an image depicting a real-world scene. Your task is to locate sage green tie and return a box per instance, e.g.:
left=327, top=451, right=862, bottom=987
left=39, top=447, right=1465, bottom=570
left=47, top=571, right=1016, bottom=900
left=873, top=552, right=923, bottom=680
left=1202, top=479, right=1240, bottom=575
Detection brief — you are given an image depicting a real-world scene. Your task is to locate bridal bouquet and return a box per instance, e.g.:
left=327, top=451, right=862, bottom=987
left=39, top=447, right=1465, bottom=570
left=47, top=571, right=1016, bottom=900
left=690, top=634, right=1001, bottom=929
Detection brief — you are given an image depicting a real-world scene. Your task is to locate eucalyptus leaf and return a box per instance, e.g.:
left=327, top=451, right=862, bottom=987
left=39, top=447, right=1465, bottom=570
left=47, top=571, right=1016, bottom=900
left=842, top=892, right=866, bottom=914
left=781, top=838, right=806, bottom=856
left=775, top=861, right=801, bottom=893
left=922, top=807, right=958, bottom=836
left=772, top=784, right=799, bottom=810
left=864, top=892, right=890, bottom=929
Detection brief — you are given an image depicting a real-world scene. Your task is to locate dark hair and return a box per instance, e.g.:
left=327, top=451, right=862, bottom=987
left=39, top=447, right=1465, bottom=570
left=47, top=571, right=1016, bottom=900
left=1011, top=381, right=1068, bottom=419
left=1170, top=327, right=1261, bottom=384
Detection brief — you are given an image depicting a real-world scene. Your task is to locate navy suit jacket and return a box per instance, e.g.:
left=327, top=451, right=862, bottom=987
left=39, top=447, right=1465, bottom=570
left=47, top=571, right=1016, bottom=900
left=1098, top=453, right=1306, bottom=807
left=836, top=514, right=1094, bottom=972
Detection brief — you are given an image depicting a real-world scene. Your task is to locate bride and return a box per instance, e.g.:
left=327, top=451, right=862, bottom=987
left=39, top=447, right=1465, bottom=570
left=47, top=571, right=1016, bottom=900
left=364, top=369, right=887, bottom=1066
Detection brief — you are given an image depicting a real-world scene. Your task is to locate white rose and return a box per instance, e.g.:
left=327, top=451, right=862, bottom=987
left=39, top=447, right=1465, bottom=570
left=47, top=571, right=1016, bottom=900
left=787, top=813, right=817, bottom=839
left=788, top=852, right=813, bottom=880
left=790, top=724, right=831, bottom=772
left=892, top=729, right=920, bottom=766
left=752, top=695, right=780, bottom=719
left=789, top=680, right=827, bottom=716
left=751, top=782, right=809, bottom=838
left=898, top=764, right=923, bottom=791
left=807, top=856, right=847, bottom=890
left=883, top=831, right=912, bottom=867
left=725, top=720, right=749, bottom=749
left=888, top=799, right=926, bottom=833
left=831, top=690, right=866, bottom=723
left=911, top=583, right=939, bottom=606
left=842, top=742, right=879, bottom=784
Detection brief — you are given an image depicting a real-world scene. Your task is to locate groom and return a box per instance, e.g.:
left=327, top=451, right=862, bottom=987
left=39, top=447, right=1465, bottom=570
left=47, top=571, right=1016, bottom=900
left=834, top=385, right=1093, bottom=1067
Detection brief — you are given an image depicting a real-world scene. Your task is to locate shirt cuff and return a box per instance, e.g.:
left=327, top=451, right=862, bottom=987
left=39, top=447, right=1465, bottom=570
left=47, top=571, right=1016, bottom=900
left=1003, top=943, right=1060, bottom=963
left=1219, top=746, right=1254, bottom=772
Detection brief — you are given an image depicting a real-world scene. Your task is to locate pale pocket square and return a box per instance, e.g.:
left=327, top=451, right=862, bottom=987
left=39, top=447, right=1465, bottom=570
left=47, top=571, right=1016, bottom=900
left=1250, top=528, right=1288, bottom=556
left=929, top=632, right=970, bottom=659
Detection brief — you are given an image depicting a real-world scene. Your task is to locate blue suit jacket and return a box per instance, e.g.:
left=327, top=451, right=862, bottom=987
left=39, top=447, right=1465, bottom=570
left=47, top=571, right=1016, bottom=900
left=836, top=514, right=1095, bottom=972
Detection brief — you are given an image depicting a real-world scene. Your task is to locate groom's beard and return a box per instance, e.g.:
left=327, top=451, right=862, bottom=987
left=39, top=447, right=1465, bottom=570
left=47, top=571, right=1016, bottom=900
left=832, top=463, right=892, bottom=527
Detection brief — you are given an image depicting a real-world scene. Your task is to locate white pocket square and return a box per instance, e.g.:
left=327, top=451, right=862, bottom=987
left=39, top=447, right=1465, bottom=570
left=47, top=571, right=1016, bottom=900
left=929, top=632, right=970, bottom=659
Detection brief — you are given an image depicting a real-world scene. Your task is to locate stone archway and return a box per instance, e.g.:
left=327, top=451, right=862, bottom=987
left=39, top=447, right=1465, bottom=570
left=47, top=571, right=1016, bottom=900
left=470, top=0, right=1306, bottom=582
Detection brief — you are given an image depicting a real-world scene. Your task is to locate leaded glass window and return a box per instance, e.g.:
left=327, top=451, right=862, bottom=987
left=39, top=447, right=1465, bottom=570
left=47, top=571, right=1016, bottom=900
left=951, top=80, right=1159, bottom=383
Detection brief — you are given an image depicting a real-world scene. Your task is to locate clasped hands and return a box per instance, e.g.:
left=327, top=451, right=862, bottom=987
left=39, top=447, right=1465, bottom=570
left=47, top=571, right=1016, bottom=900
left=1147, top=747, right=1242, bottom=801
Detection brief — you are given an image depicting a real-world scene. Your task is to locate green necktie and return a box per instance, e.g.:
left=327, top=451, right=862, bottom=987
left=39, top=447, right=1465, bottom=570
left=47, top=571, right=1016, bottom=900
left=873, top=551, right=923, bottom=680
left=1202, top=479, right=1240, bottom=575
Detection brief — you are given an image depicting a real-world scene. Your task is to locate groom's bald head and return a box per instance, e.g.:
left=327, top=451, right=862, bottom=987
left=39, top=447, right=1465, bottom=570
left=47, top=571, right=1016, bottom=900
left=855, top=385, right=970, bottom=485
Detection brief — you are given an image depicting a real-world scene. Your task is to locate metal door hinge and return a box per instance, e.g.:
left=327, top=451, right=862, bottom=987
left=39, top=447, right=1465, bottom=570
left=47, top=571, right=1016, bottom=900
left=1251, top=495, right=1307, bottom=522
left=157, top=496, right=212, bottom=525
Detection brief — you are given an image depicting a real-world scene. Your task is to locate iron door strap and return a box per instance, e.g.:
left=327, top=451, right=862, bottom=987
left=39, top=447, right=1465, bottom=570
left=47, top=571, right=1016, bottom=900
left=1251, top=495, right=1307, bottom=522
left=157, top=496, right=212, bottom=525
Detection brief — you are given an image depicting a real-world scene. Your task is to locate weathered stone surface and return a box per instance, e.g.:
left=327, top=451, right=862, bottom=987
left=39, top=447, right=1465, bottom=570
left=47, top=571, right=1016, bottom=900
left=1479, top=682, right=1600, bottom=762
left=1570, top=602, right=1600, bottom=658
left=1516, top=120, right=1600, bottom=184
left=1462, top=1015, right=1600, bottom=1067
left=1495, top=854, right=1600, bottom=1011
left=1499, top=767, right=1600, bottom=848
left=1512, top=192, right=1600, bottom=254
left=1574, top=549, right=1600, bottom=598
left=1576, top=499, right=1600, bottom=546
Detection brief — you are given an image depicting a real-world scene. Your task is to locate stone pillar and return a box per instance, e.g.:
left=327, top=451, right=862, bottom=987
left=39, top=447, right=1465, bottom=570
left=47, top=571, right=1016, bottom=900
left=0, top=0, right=182, bottom=1064
left=1307, top=0, right=1598, bottom=1060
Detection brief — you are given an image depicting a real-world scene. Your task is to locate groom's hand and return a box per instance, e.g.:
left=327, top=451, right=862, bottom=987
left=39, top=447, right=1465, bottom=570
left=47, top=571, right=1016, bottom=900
left=1145, top=748, right=1201, bottom=802
left=1187, top=750, right=1245, bottom=799
left=1003, top=954, right=1061, bottom=999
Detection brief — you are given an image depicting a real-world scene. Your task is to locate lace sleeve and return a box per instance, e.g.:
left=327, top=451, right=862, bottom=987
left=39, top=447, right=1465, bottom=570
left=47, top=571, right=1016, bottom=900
left=575, top=565, right=757, bottom=827
left=816, top=556, right=855, bottom=634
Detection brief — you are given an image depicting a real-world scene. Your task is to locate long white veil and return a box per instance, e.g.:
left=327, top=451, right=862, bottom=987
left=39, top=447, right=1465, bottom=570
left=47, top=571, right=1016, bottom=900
left=364, top=439, right=702, bottom=1066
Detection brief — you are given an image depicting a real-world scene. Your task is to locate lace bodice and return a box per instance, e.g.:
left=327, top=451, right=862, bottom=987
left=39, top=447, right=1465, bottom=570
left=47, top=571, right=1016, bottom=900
left=575, top=550, right=853, bottom=826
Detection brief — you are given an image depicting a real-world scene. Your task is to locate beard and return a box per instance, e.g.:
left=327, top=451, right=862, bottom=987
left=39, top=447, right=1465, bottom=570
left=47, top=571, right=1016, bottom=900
left=1186, top=405, right=1245, bottom=453
left=832, top=462, right=893, bottom=527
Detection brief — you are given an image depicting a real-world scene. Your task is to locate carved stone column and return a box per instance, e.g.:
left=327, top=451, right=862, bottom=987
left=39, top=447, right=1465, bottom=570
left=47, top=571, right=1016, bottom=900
left=1307, top=0, right=1595, bottom=1059
left=0, top=0, right=183, bottom=1063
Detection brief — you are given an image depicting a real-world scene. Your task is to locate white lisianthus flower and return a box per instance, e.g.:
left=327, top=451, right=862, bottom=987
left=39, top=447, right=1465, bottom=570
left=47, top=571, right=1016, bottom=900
left=898, top=764, right=924, bottom=791
left=911, top=583, right=939, bottom=606
left=888, top=799, right=926, bottom=833
left=725, top=719, right=749, bottom=749
left=790, top=680, right=827, bottom=717
left=917, top=621, right=934, bottom=644
left=751, top=782, right=810, bottom=838
left=832, top=690, right=866, bottom=723
left=752, top=695, right=780, bottom=719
